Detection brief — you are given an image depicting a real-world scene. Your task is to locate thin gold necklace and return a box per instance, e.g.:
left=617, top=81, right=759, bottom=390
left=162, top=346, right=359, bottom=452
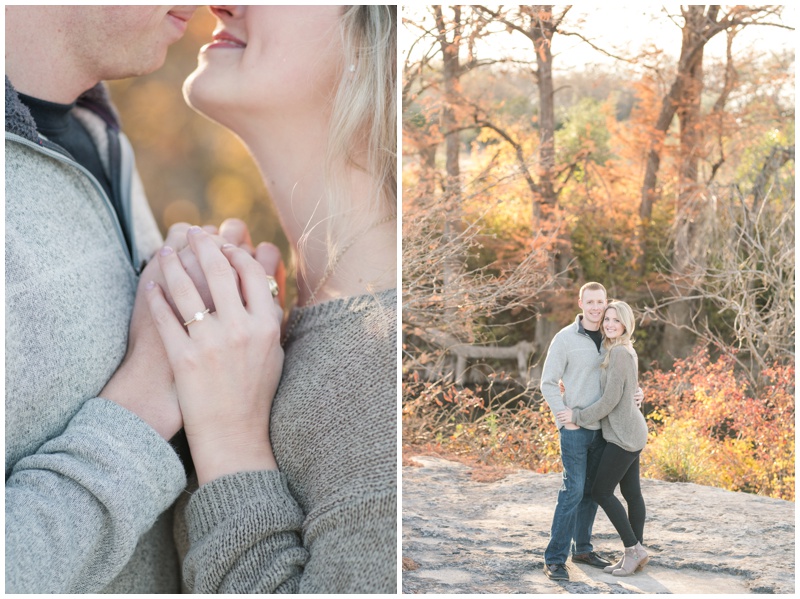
left=281, top=214, right=396, bottom=345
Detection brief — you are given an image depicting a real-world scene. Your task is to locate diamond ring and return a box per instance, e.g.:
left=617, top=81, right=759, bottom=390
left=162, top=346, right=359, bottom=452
left=183, top=308, right=211, bottom=327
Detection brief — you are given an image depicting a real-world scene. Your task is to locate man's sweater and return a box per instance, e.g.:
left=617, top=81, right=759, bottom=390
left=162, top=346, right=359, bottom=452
left=5, top=77, right=187, bottom=593
left=571, top=345, right=648, bottom=452
left=540, top=314, right=605, bottom=430
left=176, top=289, right=398, bottom=593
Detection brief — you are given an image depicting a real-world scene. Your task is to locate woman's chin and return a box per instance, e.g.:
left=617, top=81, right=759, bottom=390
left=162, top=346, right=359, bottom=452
left=183, top=68, right=230, bottom=126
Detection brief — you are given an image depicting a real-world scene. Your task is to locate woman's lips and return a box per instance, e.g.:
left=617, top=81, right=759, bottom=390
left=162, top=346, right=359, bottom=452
left=202, top=32, right=247, bottom=51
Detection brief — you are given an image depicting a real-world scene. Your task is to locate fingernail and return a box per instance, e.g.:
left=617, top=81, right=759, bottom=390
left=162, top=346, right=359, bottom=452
left=145, top=280, right=156, bottom=290
left=160, top=246, right=174, bottom=256
left=188, top=226, right=203, bottom=235
left=221, top=243, right=235, bottom=250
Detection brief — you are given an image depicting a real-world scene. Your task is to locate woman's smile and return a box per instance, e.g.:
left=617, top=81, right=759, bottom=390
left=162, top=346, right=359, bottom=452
left=603, top=309, right=624, bottom=339
left=202, top=30, right=247, bottom=52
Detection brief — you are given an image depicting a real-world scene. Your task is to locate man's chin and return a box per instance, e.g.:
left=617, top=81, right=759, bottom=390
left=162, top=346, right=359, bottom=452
left=106, top=50, right=169, bottom=82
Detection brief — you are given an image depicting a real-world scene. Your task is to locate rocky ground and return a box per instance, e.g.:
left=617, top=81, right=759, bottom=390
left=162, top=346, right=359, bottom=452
left=402, top=456, right=795, bottom=594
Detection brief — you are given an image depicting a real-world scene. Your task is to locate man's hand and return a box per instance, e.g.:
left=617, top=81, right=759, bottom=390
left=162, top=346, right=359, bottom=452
left=556, top=407, right=575, bottom=427
left=164, top=218, right=255, bottom=314
left=99, top=267, right=180, bottom=439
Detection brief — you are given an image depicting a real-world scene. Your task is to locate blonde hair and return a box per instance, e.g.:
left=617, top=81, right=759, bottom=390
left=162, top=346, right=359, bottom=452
left=319, top=5, right=396, bottom=269
left=600, top=301, right=636, bottom=368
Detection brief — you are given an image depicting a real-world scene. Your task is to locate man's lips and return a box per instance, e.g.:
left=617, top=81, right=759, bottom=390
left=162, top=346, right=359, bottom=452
left=168, top=7, right=196, bottom=23
left=167, top=7, right=196, bottom=31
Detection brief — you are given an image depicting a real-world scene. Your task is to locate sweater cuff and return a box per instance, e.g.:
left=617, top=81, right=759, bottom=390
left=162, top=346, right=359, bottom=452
left=18, top=397, right=187, bottom=532
left=187, top=470, right=305, bottom=543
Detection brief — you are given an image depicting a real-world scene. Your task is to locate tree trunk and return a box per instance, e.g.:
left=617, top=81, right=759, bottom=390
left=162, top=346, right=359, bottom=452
left=639, top=5, right=722, bottom=273
left=663, top=6, right=715, bottom=359
left=531, top=6, right=556, bottom=213
left=530, top=313, right=563, bottom=386
left=435, top=5, right=465, bottom=349
left=524, top=6, right=573, bottom=275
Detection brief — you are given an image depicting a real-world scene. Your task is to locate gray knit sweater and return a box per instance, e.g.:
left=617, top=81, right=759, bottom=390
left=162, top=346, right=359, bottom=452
left=176, top=288, right=397, bottom=593
left=540, top=315, right=605, bottom=430
left=6, top=79, right=186, bottom=593
left=570, top=345, right=648, bottom=452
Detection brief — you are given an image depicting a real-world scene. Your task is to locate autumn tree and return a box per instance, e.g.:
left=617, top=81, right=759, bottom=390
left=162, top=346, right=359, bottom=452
left=633, top=6, right=793, bottom=359
left=639, top=6, right=788, bottom=227
left=647, top=148, right=795, bottom=384
left=403, top=6, right=559, bottom=383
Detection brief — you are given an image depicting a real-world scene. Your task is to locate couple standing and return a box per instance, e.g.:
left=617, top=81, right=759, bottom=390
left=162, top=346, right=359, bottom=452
left=540, top=282, right=650, bottom=581
left=6, top=5, right=396, bottom=594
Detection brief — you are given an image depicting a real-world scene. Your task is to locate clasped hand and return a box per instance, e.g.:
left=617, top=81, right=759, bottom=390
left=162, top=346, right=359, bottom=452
left=145, top=225, right=285, bottom=485
left=101, top=220, right=272, bottom=438
left=555, top=384, right=645, bottom=430
left=101, top=219, right=285, bottom=485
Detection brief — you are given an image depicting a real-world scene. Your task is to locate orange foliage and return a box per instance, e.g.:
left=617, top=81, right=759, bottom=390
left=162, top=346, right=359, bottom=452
left=403, top=348, right=795, bottom=501
left=641, top=348, right=795, bottom=501
left=402, top=373, right=562, bottom=474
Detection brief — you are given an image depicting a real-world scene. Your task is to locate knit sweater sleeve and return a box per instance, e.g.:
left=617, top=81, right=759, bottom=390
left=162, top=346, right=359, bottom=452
left=180, top=291, right=397, bottom=593
left=182, top=470, right=396, bottom=593
left=5, top=398, right=187, bottom=593
left=181, top=471, right=306, bottom=592
left=571, top=348, right=634, bottom=427
left=540, top=334, right=568, bottom=415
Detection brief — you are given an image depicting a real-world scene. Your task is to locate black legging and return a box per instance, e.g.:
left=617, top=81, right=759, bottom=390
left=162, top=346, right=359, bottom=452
left=591, top=442, right=645, bottom=548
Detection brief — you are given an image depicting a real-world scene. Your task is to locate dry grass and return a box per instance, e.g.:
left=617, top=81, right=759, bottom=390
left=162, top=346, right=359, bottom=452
left=403, top=443, right=513, bottom=483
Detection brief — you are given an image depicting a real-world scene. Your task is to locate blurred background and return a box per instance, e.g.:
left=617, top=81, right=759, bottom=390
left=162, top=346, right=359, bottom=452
left=108, top=9, right=290, bottom=267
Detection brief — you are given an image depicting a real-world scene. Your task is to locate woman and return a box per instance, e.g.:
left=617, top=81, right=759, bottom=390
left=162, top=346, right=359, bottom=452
left=556, top=301, right=649, bottom=577
left=143, top=6, right=396, bottom=593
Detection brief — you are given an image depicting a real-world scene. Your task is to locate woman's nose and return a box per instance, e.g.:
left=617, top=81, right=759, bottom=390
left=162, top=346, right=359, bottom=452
left=209, top=5, right=244, bottom=20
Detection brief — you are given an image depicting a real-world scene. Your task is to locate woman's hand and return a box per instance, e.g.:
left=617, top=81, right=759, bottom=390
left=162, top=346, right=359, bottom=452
left=99, top=219, right=257, bottom=440
left=556, top=407, right=574, bottom=427
left=145, top=227, right=285, bottom=485
left=634, top=386, right=644, bottom=408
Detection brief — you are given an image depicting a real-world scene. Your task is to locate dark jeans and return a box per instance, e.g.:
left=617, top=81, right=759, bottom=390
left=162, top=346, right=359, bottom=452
left=591, top=442, right=646, bottom=548
left=544, top=427, right=606, bottom=565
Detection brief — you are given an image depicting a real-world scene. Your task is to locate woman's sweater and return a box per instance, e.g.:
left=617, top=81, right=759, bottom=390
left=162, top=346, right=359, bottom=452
left=571, top=345, right=648, bottom=452
left=175, top=288, right=397, bottom=593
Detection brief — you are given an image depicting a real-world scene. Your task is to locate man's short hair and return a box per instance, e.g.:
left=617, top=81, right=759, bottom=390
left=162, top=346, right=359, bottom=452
left=579, top=282, right=607, bottom=300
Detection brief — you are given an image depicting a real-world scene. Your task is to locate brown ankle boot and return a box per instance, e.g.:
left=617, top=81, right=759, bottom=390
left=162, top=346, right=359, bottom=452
left=612, top=544, right=647, bottom=577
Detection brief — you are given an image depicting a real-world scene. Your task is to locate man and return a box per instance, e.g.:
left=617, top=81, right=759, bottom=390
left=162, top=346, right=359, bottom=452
left=539, top=282, right=642, bottom=581
left=6, top=6, right=214, bottom=593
